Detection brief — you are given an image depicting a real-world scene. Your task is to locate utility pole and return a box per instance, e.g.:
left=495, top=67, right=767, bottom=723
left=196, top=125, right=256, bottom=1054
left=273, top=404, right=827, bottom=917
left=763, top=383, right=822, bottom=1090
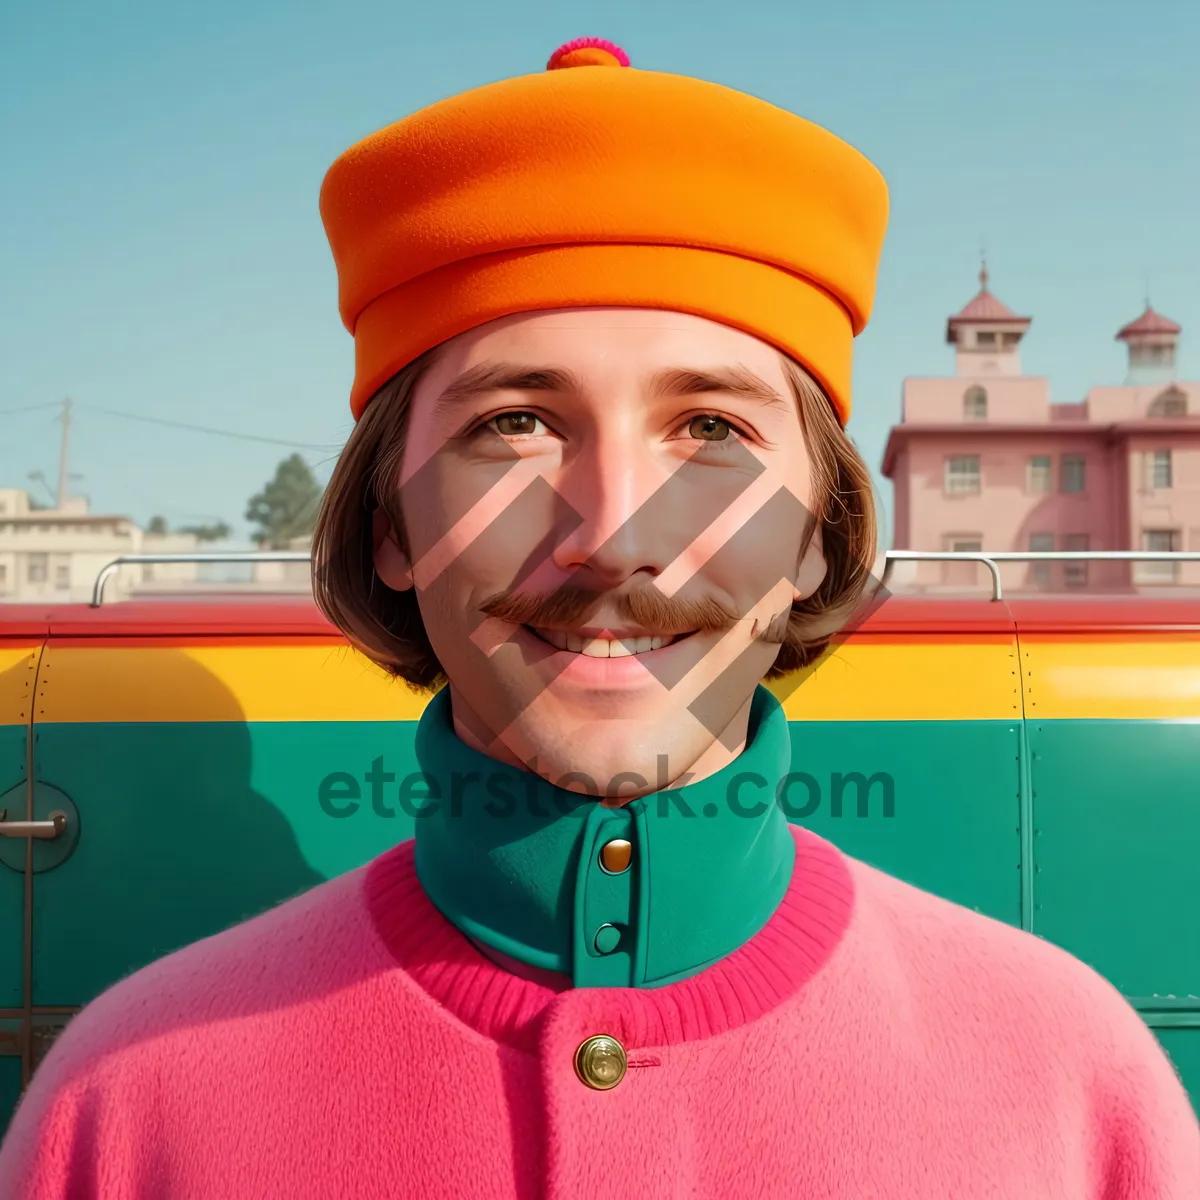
left=56, top=398, right=72, bottom=510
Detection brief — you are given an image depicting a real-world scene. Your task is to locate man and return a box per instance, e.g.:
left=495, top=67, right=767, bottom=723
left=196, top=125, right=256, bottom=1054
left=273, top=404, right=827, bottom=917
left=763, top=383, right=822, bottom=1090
left=2, top=36, right=1197, bottom=1199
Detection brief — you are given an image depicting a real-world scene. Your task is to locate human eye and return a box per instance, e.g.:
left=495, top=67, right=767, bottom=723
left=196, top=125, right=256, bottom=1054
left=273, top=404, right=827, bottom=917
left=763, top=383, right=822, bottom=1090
left=678, top=413, right=750, bottom=449
left=483, top=411, right=549, bottom=439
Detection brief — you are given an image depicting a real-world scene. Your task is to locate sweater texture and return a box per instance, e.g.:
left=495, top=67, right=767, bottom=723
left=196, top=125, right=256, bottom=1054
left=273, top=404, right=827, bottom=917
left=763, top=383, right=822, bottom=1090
left=1, top=823, right=1197, bottom=1197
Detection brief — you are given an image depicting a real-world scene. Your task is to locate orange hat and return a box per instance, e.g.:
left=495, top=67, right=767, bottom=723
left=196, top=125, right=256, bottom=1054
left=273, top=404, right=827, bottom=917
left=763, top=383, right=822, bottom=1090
left=320, top=37, right=889, bottom=425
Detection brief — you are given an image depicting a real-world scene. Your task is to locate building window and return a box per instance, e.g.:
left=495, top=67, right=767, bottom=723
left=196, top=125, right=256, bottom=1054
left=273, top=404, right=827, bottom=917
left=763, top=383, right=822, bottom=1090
left=1029, top=533, right=1054, bottom=587
left=944, top=455, right=981, bottom=494
left=1149, top=450, right=1173, bottom=489
left=27, top=553, right=48, bottom=583
left=941, top=536, right=983, bottom=588
left=1143, top=529, right=1180, bottom=551
left=1062, top=534, right=1089, bottom=588
left=1148, top=387, right=1187, bottom=418
left=976, top=331, right=997, bottom=346
left=0, top=564, right=6, bottom=587
left=963, top=386, right=988, bottom=420
left=1139, top=529, right=1180, bottom=584
left=1061, top=455, right=1086, bottom=493
left=54, top=564, right=69, bottom=589
left=1001, top=332, right=1022, bottom=346
left=1027, top=456, right=1052, bottom=493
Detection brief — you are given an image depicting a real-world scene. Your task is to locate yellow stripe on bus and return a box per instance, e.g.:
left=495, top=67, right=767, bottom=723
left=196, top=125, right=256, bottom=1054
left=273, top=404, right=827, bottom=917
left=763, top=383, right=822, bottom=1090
left=38, top=644, right=426, bottom=723
left=768, top=640, right=1022, bottom=721
left=24, top=637, right=1200, bottom=725
left=37, top=639, right=1028, bottom=724
left=0, top=645, right=40, bottom=727
left=1022, top=639, right=1200, bottom=720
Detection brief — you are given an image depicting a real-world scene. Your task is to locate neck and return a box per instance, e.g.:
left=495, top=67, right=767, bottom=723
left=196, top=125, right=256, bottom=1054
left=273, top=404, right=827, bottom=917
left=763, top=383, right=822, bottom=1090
left=410, top=683, right=797, bottom=988
left=444, top=683, right=756, bottom=792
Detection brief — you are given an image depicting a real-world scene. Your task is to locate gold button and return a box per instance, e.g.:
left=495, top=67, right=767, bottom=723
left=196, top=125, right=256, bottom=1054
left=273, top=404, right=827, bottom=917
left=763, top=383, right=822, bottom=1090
left=599, top=838, right=632, bottom=874
left=574, top=1034, right=627, bottom=1090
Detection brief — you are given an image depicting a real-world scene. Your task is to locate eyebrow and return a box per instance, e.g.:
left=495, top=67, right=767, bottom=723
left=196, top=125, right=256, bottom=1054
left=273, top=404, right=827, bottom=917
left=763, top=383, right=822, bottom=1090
left=432, top=360, right=789, bottom=425
left=432, top=363, right=582, bottom=426
left=650, top=366, right=789, bottom=411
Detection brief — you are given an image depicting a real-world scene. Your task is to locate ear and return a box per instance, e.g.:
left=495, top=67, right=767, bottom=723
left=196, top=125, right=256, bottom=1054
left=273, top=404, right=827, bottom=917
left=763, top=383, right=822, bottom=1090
left=372, top=506, right=414, bottom=591
left=793, top=523, right=827, bottom=602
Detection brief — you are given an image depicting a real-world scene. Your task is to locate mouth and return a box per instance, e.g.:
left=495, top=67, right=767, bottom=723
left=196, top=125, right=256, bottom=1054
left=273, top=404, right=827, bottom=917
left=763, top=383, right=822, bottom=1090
left=525, top=626, right=697, bottom=658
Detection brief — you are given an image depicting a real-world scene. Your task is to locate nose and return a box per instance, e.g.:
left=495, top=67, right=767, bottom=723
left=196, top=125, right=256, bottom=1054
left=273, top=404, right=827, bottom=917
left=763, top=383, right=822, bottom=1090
left=548, top=425, right=679, bottom=589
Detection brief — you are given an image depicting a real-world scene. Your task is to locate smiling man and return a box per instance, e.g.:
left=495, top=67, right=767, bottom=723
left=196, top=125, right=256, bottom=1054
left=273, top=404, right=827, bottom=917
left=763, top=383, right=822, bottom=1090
left=2, top=36, right=1197, bottom=1200
left=368, top=309, right=835, bottom=794
left=323, top=303, right=859, bottom=995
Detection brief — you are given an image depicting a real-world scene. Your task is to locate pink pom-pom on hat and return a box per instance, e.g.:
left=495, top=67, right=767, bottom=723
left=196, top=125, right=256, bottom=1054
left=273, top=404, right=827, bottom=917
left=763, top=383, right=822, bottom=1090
left=546, top=37, right=631, bottom=70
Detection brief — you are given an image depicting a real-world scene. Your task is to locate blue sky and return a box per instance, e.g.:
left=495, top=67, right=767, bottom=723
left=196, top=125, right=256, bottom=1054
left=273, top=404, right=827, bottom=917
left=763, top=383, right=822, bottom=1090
left=2, top=0, right=1197, bottom=544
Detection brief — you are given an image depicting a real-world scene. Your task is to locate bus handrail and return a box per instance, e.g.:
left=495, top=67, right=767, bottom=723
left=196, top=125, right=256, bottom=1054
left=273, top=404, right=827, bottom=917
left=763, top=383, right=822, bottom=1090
left=91, top=549, right=1200, bottom=607
left=91, top=552, right=311, bottom=607
left=881, top=550, right=1200, bottom=602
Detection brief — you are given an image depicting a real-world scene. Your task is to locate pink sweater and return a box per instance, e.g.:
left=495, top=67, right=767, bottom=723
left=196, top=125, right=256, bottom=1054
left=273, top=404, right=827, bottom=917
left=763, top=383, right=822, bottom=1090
left=2, top=826, right=1197, bottom=1198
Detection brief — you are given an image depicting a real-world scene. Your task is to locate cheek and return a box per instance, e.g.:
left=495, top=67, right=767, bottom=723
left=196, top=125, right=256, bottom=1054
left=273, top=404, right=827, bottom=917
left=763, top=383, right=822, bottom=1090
left=398, top=443, right=549, bottom=585
left=674, top=447, right=814, bottom=596
left=698, top=482, right=811, bottom=608
left=404, top=461, right=566, bottom=598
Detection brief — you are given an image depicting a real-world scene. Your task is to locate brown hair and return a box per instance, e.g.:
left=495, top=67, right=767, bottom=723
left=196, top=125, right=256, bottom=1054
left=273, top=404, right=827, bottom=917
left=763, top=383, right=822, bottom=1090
left=312, top=350, right=878, bottom=690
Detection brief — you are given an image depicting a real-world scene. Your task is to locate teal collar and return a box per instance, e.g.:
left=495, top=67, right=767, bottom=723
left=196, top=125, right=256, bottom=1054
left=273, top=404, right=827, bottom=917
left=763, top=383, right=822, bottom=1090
left=411, top=685, right=796, bottom=988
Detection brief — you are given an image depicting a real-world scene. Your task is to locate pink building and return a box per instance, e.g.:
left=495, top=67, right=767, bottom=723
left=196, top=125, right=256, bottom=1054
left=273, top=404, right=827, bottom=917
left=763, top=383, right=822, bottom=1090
left=881, top=267, right=1200, bottom=592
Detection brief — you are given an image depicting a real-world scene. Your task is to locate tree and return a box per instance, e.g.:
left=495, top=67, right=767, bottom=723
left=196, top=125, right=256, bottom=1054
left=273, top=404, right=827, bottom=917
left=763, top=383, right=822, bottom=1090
left=179, top=521, right=232, bottom=543
left=147, top=515, right=169, bottom=534
left=245, top=455, right=322, bottom=548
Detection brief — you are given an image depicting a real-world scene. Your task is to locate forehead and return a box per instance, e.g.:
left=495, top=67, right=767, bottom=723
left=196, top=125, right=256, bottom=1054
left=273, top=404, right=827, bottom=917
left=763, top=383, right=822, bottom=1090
left=425, top=308, right=788, bottom=379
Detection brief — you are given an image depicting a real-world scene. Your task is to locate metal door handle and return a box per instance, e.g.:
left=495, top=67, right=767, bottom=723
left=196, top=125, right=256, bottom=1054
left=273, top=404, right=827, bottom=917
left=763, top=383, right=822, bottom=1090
left=0, top=809, right=67, bottom=840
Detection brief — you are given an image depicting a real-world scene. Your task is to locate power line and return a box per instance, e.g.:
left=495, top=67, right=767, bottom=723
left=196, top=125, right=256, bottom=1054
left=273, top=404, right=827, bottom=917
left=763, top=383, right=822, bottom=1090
left=0, top=401, right=62, bottom=417
left=79, top=403, right=338, bottom=450
left=2, top=399, right=340, bottom=450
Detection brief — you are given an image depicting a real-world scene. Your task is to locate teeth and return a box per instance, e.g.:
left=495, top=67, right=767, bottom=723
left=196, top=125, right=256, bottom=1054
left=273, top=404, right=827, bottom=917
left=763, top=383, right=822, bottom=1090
left=531, top=629, right=674, bottom=656
left=588, top=637, right=631, bottom=658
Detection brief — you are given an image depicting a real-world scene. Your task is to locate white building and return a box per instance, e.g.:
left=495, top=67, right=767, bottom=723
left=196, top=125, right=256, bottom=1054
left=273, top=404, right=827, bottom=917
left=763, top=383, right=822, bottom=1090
left=0, top=484, right=324, bottom=604
left=0, top=489, right=318, bottom=604
left=0, top=489, right=204, bottom=603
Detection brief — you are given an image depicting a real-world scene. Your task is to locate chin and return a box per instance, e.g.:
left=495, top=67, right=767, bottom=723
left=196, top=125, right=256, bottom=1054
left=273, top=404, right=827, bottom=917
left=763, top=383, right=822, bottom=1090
left=516, top=715, right=715, bottom=799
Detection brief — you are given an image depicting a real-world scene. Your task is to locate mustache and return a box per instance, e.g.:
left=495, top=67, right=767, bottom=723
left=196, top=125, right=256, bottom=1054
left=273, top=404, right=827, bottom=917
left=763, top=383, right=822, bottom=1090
left=478, top=583, right=743, bottom=637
